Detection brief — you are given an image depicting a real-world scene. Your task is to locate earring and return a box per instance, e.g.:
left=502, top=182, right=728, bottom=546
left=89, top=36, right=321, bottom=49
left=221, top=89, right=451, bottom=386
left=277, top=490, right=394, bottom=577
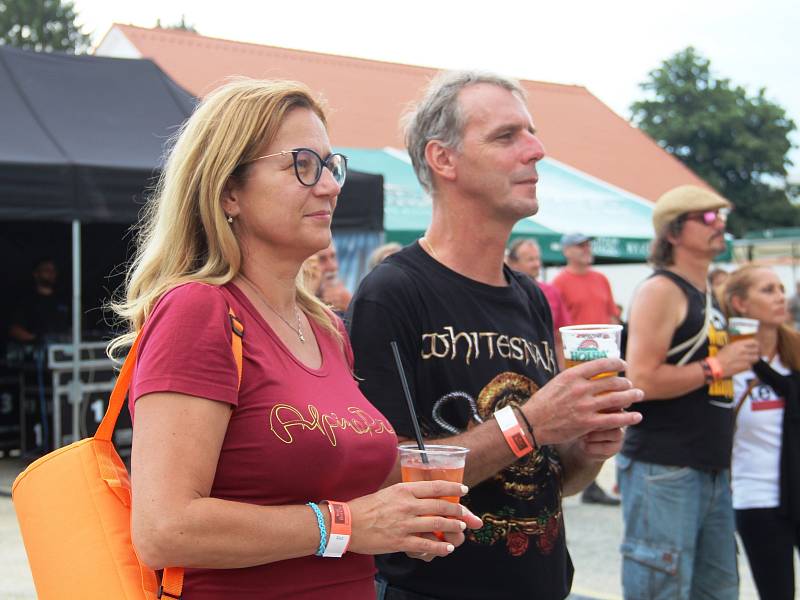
left=226, top=215, right=233, bottom=224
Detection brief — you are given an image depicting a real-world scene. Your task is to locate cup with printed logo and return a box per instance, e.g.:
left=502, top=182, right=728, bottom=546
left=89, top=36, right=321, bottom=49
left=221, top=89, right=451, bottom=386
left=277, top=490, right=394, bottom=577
left=399, top=444, right=469, bottom=539
left=559, top=324, right=623, bottom=380
left=728, top=317, right=759, bottom=343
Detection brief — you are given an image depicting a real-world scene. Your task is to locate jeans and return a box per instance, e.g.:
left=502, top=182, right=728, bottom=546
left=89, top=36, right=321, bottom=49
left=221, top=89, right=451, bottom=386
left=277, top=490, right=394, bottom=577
left=375, top=577, right=441, bottom=600
left=617, top=455, right=738, bottom=600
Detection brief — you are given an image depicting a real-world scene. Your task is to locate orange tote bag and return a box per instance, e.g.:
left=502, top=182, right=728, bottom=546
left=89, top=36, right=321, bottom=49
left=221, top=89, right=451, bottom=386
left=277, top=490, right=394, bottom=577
left=12, top=308, right=243, bottom=599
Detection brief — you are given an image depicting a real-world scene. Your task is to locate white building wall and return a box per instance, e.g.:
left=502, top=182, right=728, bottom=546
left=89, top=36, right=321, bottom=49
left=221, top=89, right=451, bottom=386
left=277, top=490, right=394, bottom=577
left=93, top=27, right=142, bottom=59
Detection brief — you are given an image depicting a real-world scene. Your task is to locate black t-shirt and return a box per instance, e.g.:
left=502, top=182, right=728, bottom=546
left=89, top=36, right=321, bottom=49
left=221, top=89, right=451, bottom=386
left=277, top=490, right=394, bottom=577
left=10, top=289, right=70, bottom=341
left=622, top=270, right=734, bottom=470
left=347, top=243, right=573, bottom=600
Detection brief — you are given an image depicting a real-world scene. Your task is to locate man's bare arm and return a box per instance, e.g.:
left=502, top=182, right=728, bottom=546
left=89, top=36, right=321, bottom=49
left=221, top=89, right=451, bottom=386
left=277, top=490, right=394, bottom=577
left=557, top=441, right=602, bottom=496
left=557, top=423, right=626, bottom=496
left=627, top=276, right=760, bottom=400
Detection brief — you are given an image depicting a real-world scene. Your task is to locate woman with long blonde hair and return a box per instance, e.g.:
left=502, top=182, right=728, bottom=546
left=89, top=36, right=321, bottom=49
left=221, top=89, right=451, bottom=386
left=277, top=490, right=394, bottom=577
left=111, top=79, right=480, bottom=599
left=722, top=264, right=800, bottom=599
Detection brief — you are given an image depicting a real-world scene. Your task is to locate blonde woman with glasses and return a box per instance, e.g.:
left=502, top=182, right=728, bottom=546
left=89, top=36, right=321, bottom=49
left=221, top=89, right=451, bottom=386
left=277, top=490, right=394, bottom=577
left=110, top=79, right=480, bottom=600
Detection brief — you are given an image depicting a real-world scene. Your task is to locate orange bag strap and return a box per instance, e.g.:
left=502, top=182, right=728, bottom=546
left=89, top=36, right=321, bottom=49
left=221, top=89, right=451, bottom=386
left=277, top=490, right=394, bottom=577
left=158, top=568, right=185, bottom=600
left=94, top=306, right=244, bottom=600
left=229, top=308, right=244, bottom=389
left=96, top=307, right=244, bottom=441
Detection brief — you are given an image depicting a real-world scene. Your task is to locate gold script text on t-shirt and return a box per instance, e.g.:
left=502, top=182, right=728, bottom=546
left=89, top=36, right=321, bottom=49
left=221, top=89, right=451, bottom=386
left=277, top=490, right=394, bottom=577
left=421, top=326, right=557, bottom=372
left=270, top=404, right=395, bottom=446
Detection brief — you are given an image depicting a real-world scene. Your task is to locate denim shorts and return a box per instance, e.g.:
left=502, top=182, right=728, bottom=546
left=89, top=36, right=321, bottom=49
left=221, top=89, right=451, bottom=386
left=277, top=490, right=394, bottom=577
left=617, top=455, right=738, bottom=600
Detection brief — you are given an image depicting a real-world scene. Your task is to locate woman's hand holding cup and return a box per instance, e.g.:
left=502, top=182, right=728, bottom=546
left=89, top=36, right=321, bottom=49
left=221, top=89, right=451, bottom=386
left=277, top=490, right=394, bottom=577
left=347, top=480, right=482, bottom=559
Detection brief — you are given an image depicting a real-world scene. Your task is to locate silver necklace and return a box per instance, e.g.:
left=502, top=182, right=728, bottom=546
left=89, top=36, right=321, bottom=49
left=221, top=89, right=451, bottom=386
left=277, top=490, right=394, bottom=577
left=238, top=274, right=305, bottom=343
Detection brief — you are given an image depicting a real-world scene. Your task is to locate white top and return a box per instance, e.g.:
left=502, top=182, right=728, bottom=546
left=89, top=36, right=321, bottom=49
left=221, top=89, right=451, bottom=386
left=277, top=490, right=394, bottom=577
left=731, top=355, right=788, bottom=510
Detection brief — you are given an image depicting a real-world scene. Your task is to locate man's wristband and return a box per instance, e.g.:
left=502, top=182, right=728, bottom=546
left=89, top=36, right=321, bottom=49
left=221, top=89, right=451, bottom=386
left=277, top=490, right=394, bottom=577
left=494, top=406, right=534, bottom=458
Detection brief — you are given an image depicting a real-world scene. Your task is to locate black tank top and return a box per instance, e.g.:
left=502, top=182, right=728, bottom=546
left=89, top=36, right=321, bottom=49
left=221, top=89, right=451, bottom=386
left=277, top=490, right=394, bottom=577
left=621, top=270, right=734, bottom=470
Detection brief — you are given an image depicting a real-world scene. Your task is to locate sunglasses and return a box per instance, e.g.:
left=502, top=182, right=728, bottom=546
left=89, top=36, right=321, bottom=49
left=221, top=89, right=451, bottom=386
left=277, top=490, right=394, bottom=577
left=684, top=208, right=729, bottom=226
left=249, top=147, right=348, bottom=187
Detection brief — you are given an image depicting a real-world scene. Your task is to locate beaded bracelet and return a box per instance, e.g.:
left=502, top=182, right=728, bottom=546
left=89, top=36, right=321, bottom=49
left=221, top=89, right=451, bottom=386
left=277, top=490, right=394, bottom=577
left=306, top=502, right=328, bottom=557
left=699, top=358, right=714, bottom=384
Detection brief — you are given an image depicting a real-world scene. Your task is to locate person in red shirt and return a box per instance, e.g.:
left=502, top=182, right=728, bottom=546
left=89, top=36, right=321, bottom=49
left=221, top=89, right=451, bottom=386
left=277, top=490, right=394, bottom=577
left=552, top=233, right=620, bottom=326
left=110, top=79, right=480, bottom=600
left=552, top=232, right=622, bottom=506
left=506, top=238, right=572, bottom=369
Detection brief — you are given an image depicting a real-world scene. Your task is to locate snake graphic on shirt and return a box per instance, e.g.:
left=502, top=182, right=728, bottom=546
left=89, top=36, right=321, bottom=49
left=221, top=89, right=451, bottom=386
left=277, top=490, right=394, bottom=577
left=432, top=372, right=564, bottom=557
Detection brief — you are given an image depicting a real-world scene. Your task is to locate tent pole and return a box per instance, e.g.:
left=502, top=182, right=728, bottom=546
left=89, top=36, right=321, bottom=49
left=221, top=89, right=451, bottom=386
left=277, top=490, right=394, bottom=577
left=70, top=220, right=82, bottom=445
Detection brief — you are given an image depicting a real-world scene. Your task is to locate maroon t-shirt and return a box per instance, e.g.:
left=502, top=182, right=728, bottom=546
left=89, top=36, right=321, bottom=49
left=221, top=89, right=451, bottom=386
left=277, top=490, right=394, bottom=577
left=130, top=282, right=398, bottom=599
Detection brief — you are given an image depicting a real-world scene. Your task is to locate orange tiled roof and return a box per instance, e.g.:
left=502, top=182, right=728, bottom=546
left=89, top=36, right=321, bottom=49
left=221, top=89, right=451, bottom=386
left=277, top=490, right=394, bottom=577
left=101, top=24, right=711, bottom=201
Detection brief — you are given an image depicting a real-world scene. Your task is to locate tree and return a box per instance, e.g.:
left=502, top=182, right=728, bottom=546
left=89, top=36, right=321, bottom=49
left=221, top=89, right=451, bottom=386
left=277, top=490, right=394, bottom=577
left=155, top=15, right=197, bottom=33
left=631, top=47, right=798, bottom=237
left=0, top=0, right=90, bottom=53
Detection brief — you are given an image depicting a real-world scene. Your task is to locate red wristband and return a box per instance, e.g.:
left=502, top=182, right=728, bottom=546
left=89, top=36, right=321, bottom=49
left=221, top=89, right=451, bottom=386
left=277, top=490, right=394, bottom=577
left=705, top=356, right=723, bottom=381
left=322, top=501, right=351, bottom=558
left=495, top=406, right=534, bottom=458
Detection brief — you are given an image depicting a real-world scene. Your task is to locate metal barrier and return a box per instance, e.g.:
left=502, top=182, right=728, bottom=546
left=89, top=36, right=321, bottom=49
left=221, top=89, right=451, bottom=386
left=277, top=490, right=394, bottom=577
left=47, top=342, right=119, bottom=449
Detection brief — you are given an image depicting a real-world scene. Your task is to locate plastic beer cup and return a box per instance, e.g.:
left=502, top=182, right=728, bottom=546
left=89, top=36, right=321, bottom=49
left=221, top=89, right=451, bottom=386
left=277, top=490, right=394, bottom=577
left=559, top=324, right=623, bottom=380
left=728, top=317, right=759, bottom=343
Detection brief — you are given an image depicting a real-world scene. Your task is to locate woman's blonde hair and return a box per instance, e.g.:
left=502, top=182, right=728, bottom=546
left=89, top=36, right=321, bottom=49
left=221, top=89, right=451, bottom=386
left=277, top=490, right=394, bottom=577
left=721, top=264, right=800, bottom=370
left=109, top=78, right=342, bottom=357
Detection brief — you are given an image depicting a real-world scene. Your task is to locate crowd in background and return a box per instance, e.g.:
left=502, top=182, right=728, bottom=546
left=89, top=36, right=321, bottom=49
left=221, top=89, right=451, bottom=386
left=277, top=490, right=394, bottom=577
left=305, top=219, right=800, bottom=600
left=315, top=219, right=800, bottom=600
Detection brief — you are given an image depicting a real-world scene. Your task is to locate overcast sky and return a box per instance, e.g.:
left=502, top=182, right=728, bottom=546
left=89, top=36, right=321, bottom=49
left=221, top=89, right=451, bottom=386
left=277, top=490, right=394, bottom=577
left=74, top=0, right=800, bottom=180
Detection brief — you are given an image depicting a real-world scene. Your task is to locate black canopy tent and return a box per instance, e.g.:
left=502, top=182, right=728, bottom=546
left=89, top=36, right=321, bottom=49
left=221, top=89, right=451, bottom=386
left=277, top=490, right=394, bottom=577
left=0, top=46, right=198, bottom=349
left=0, top=45, right=384, bottom=224
left=0, top=46, right=383, bottom=447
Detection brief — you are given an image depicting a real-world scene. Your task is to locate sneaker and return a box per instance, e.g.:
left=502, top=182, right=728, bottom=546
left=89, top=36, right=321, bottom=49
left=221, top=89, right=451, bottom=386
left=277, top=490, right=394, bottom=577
left=581, top=481, right=621, bottom=506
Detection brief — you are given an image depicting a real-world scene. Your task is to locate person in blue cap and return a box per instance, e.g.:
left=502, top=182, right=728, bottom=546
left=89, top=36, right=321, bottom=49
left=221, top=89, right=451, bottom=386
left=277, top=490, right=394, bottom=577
left=552, top=232, right=622, bottom=506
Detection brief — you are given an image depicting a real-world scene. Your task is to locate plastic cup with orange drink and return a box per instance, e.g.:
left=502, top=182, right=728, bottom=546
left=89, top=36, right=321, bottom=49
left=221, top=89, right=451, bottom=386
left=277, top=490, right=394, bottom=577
left=399, top=444, right=469, bottom=539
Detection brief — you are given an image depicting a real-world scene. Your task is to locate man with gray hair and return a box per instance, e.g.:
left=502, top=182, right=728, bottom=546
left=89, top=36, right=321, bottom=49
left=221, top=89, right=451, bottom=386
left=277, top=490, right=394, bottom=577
left=621, top=185, right=759, bottom=599
left=347, top=71, right=643, bottom=600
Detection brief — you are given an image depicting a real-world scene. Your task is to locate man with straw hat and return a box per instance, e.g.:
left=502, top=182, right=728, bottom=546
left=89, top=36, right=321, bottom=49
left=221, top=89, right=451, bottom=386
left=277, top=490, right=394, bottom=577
left=347, top=70, right=643, bottom=600
left=620, top=185, right=760, bottom=599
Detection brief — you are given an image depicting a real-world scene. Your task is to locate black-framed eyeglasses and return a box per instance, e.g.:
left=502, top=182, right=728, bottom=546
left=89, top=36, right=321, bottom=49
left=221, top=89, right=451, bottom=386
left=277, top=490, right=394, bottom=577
left=684, top=208, right=729, bottom=226
left=249, top=147, right=348, bottom=187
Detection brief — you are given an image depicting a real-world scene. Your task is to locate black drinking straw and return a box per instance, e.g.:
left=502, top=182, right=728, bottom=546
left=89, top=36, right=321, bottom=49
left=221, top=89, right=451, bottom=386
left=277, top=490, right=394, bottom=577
left=390, top=341, right=429, bottom=464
